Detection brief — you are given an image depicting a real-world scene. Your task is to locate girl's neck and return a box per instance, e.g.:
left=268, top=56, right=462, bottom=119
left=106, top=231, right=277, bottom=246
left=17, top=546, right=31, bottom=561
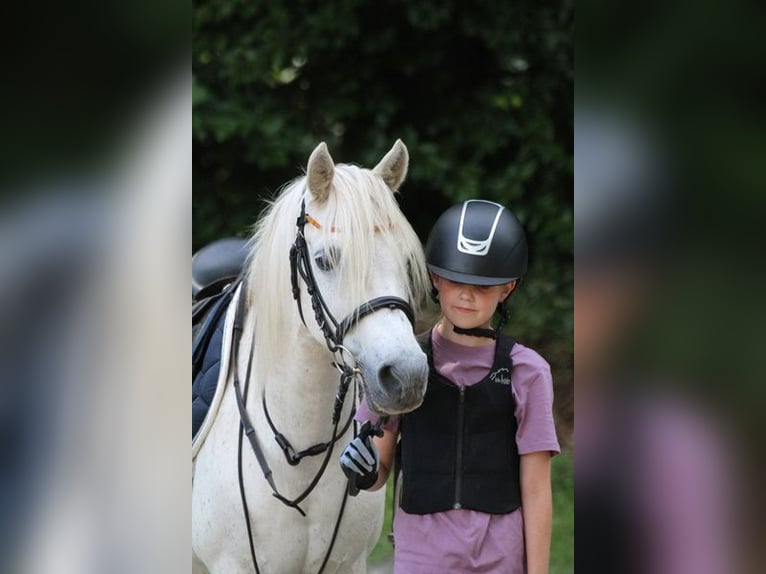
left=436, top=319, right=495, bottom=348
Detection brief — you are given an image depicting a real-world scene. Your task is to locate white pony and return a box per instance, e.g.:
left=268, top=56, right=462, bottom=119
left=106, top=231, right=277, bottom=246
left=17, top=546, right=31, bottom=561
left=192, top=140, right=431, bottom=573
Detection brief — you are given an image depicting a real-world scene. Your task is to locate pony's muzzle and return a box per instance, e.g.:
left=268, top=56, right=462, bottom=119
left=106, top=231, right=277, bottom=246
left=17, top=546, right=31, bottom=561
left=370, top=360, right=428, bottom=414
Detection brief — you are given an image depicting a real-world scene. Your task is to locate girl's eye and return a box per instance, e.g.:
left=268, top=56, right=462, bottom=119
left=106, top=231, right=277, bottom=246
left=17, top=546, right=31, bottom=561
left=314, top=248, right=339, bottom=272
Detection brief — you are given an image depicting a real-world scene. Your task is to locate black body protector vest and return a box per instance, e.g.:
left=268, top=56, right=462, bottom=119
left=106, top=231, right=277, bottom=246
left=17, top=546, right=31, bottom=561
left=399, top=330, right=521, bottom=515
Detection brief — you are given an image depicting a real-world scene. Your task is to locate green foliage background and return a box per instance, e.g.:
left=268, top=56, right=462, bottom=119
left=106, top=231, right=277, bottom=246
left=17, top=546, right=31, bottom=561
left=193, top=1, right=573, bottom=435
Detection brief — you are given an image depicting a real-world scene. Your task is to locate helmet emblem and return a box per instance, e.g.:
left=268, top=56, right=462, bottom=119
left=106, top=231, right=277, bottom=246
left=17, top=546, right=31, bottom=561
left=457, top=200, right=505, bottom=256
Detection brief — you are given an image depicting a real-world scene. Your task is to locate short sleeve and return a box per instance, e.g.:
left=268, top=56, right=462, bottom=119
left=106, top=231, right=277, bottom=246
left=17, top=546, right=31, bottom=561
left=510, top=344, right=561, bottom=455
left=354, top=395, right=401, bottom=433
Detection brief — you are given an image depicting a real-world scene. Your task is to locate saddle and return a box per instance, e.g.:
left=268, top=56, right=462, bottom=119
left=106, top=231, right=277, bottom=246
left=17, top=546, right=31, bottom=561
left=192, top=237, right=248, bottom=356
left=192, top=237, right=249, bottom=297
left=192, top=237, right=248, bottom=438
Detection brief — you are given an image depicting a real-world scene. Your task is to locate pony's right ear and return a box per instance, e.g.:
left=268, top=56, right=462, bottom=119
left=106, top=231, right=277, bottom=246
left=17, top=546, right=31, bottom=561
left=307, top=142, right=335, bottom=203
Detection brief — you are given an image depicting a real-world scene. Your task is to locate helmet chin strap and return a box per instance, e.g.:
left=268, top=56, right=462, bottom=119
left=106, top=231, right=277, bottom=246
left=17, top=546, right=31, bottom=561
left=452, top=325, right=497, bottom=339
left=451, top=301, right=510, bottom=340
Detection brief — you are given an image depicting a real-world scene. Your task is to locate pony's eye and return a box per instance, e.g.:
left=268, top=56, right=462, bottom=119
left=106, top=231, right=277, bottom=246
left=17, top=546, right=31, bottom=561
left=314, top=248, right=339, bottom=272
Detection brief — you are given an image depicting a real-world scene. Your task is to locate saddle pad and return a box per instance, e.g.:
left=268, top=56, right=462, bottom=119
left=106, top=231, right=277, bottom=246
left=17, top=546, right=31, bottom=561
left=192, top=311, right=225, bottom=439
left=192, top=284, right=241, bottom=453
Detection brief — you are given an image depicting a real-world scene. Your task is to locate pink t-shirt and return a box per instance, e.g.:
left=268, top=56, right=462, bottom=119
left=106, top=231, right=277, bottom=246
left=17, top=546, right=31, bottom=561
left=356, top=327, right=561, bottom=573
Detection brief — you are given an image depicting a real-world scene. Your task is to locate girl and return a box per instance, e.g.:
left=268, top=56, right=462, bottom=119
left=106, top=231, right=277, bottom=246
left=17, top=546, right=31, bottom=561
left=341, top=199, right=560, bottom=574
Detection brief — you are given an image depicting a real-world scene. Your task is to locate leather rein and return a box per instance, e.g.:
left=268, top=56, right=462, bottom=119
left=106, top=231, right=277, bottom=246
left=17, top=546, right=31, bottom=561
left=231, top=197, right=415, bottom=573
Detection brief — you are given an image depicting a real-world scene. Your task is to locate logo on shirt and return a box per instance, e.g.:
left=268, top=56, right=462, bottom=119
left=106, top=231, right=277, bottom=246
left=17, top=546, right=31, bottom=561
left=489, top=367, right=511, bottom=385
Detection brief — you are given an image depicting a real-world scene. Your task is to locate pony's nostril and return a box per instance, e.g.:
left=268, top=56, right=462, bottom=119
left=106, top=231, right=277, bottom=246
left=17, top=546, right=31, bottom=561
left=377, top=364, right=401, bottom=394
left=372, top=360, right=428, bottom=412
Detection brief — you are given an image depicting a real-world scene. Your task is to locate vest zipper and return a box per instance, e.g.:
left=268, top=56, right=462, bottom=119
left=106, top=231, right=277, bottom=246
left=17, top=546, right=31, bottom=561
left=454, top=385, right=466, bottom=509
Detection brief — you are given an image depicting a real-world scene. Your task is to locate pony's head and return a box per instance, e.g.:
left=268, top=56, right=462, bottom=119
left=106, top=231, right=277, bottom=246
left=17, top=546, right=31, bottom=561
left=248, top=140, right=430, bottom=414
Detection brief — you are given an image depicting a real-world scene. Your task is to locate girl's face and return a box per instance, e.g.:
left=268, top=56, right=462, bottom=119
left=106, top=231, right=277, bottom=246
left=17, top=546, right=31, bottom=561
left=431, top=273, right=515, bottom=336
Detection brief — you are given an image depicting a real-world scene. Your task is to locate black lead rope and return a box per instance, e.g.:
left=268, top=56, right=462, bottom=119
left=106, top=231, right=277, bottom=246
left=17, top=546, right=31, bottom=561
left=318, top=482, right=352, bottom=573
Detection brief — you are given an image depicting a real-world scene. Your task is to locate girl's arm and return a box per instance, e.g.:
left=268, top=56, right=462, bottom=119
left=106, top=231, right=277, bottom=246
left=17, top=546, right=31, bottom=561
left=520, top=451, right=553, bottom=574
left=367, top=429, right=397, bottom=491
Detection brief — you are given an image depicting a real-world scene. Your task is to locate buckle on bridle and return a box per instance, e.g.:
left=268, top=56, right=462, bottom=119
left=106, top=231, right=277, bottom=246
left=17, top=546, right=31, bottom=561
left=274, top=432, right=300, bottom=466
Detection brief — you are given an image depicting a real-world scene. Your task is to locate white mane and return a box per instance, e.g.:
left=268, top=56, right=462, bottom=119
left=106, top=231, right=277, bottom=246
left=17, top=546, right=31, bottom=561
left=245, top=163, right=430, bottom=376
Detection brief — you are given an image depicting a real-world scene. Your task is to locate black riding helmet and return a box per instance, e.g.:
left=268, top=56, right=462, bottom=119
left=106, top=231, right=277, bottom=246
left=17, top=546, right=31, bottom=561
left=425, top=199, right=528, bottom=338
left=426, top=199, right=528, bottom=285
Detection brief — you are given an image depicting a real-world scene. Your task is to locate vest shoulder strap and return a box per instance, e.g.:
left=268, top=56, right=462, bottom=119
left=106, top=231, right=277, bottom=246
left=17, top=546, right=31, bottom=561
left=495, top=333, right=517, bottom=364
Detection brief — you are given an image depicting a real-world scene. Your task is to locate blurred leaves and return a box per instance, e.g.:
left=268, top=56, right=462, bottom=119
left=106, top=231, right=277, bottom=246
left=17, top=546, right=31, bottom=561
left=193, top=0, right=573, bottom=429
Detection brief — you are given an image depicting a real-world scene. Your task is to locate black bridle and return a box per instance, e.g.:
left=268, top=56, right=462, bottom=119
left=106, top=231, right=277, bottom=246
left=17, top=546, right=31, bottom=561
left=288, top=198, right=414, bottom=423
left=289, top=198, right=414, bottom=353
left=232, top=197, right=415, bottom=573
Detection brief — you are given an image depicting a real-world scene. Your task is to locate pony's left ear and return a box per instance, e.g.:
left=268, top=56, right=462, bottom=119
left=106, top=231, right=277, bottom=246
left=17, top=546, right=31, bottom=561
left=373, top=139, right=409, bottom=192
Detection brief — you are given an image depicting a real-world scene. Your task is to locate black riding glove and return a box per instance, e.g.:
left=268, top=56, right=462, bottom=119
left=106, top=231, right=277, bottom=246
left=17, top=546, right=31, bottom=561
left=339, top=427, right=379, bottom=491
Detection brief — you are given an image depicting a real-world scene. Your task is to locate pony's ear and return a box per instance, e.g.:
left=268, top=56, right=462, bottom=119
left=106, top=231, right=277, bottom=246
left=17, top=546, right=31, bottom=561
left=307, top=142, right=335, bottom=203
left=373, top=139, right=409, bottom=192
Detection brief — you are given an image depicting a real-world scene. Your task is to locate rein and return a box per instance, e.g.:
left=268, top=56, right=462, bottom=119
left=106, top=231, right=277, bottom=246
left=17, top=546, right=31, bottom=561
left=231, top=197, right=416, bottom=573
left=232, top=281, right=355, bottom=517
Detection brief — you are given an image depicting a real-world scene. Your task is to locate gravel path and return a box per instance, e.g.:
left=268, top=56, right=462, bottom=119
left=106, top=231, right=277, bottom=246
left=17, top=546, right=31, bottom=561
left=367, top=556, right=393, bottom=574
